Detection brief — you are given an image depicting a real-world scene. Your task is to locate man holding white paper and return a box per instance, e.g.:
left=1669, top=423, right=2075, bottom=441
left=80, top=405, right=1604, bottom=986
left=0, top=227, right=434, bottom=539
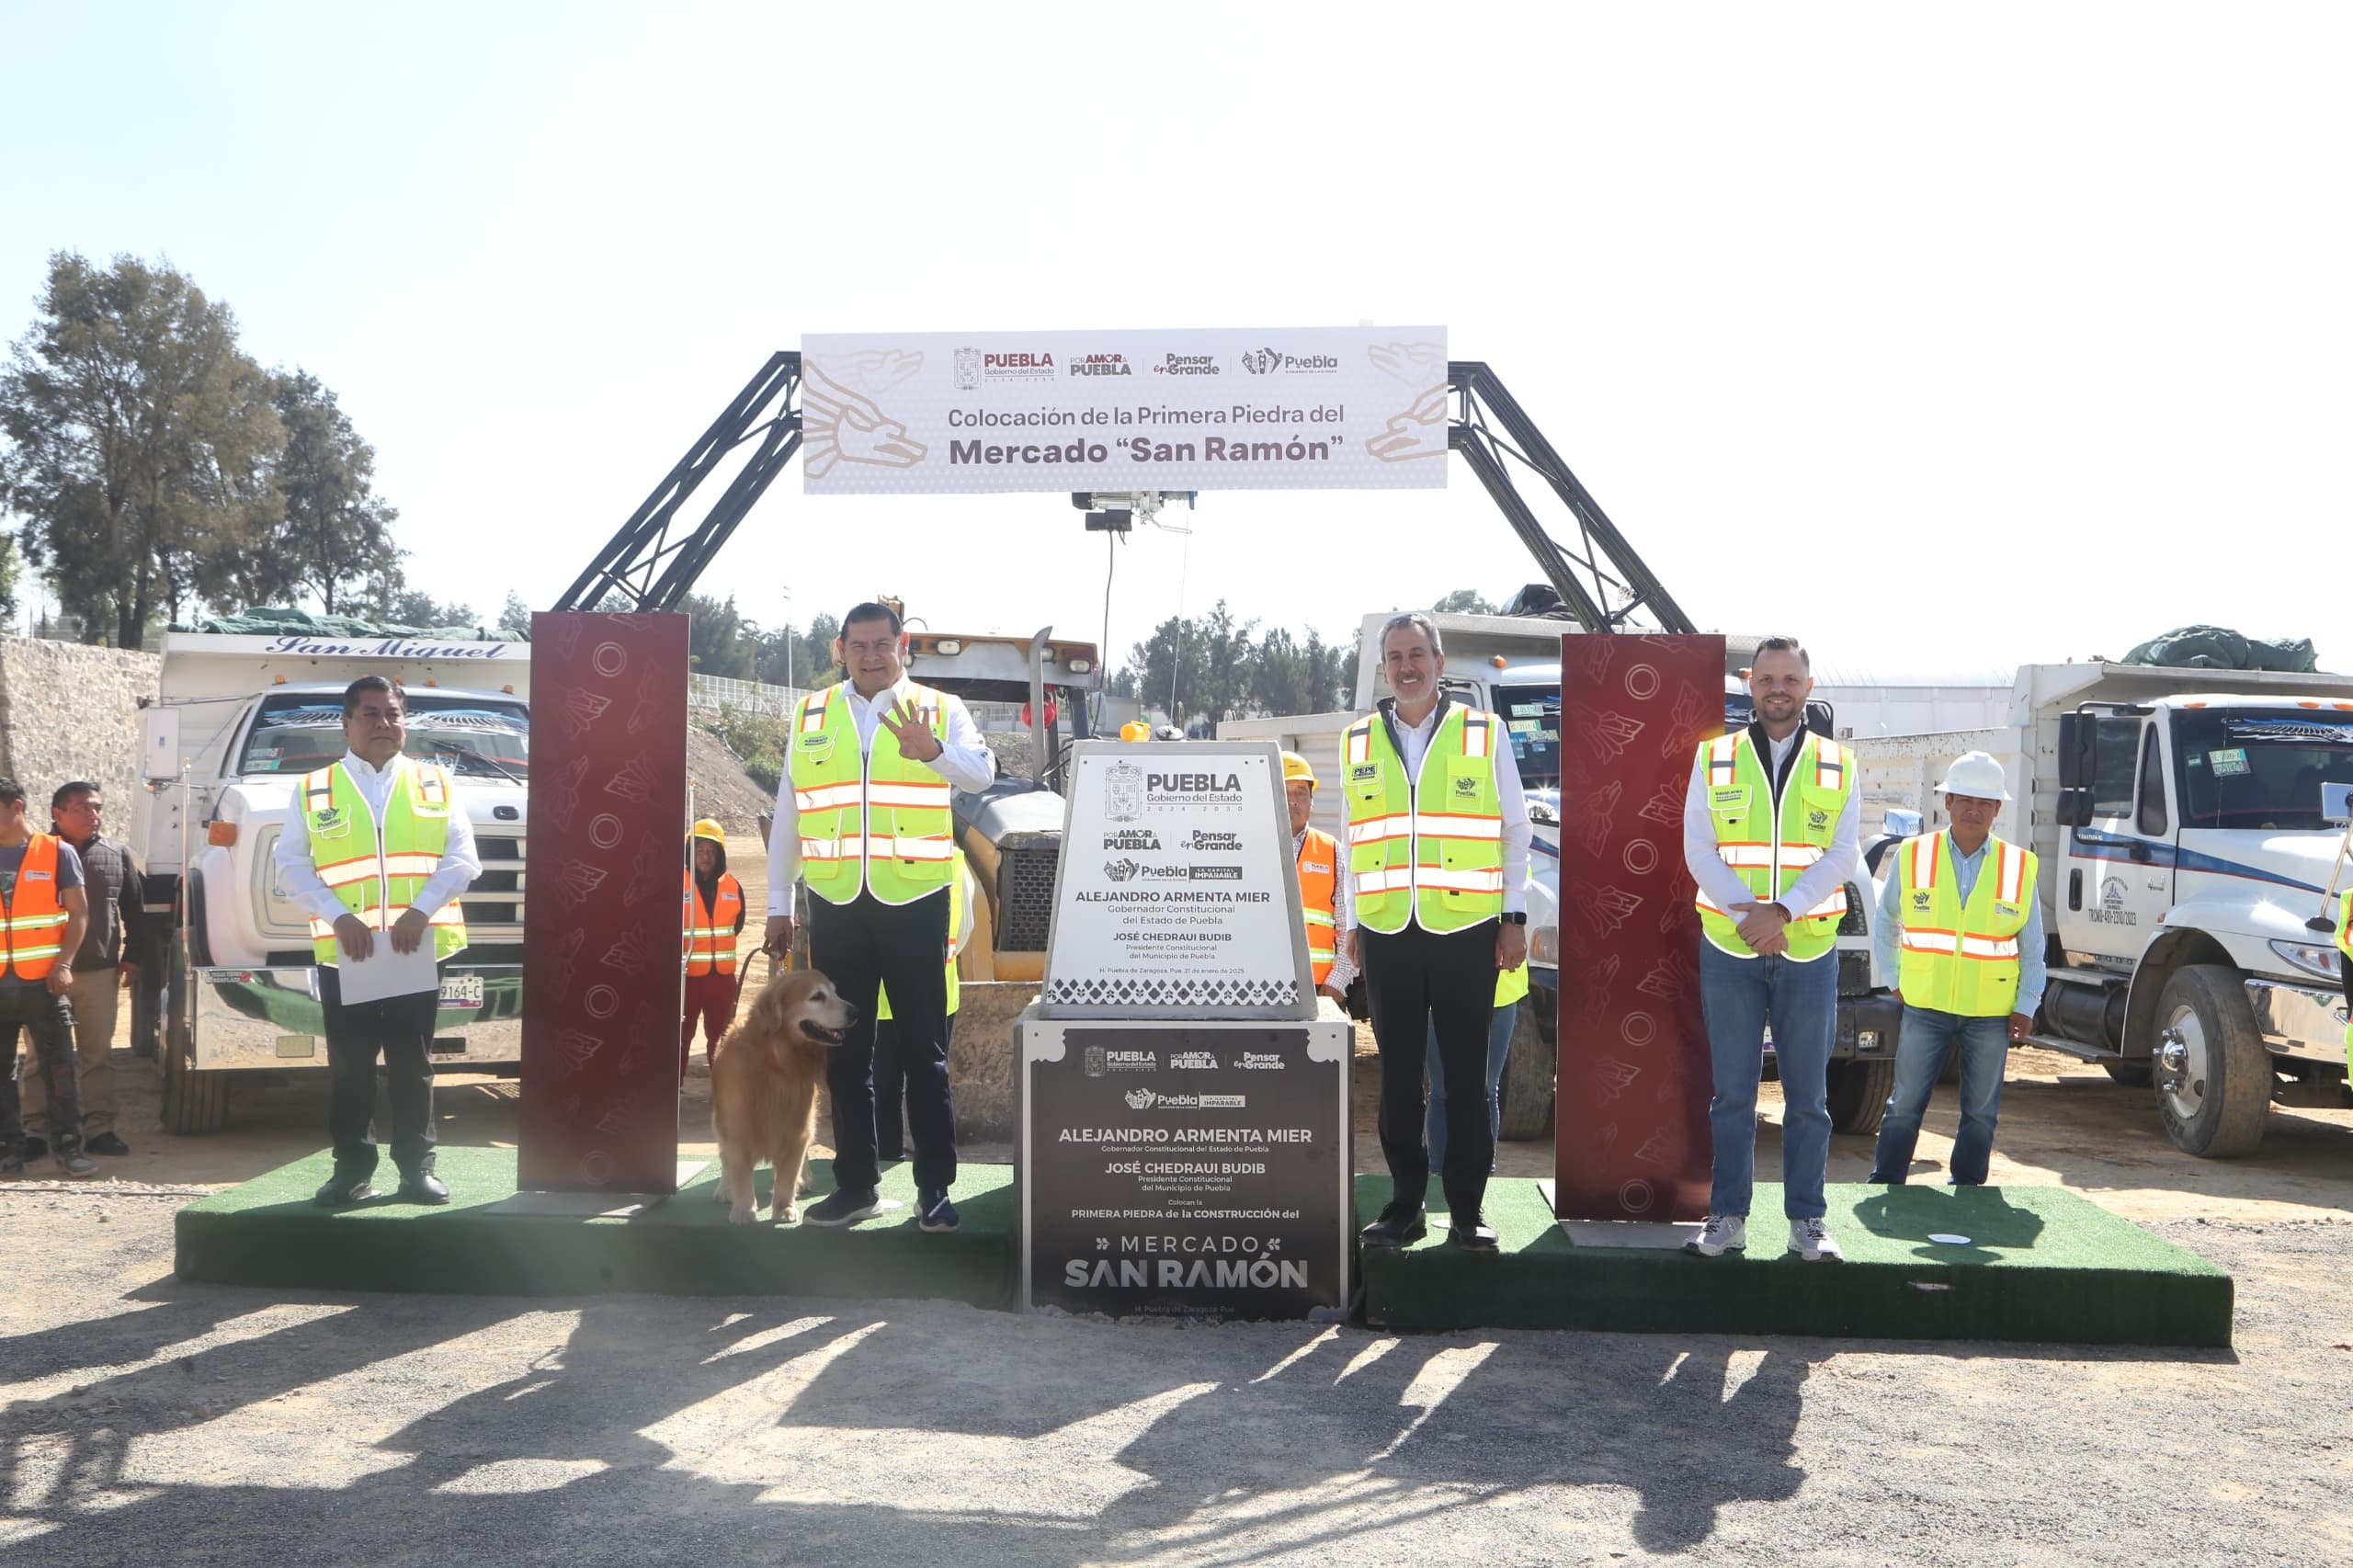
left=273, top=676, right=479, bottom=1207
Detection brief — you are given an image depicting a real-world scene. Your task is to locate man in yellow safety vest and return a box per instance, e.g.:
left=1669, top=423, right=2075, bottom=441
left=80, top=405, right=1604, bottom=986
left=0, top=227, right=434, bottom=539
left=763, top=602, right=995, bottom=1232
left=1680, top=636, right=1859, bottom=1262
left=274, top=676, right=481, bottom=1208
left=1342, top=612, right=1532, bottom=1253
left=1868, top=751, right=2045, bottom=1187
left=1282, top=751, right=1354, bottom=1005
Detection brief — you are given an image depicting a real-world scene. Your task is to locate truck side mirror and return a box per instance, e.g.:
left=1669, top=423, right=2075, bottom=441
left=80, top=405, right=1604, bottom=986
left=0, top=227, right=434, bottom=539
left=2055, top=787, right=2094, bottom=828
left=2056, top=712, right=2092, bottom=790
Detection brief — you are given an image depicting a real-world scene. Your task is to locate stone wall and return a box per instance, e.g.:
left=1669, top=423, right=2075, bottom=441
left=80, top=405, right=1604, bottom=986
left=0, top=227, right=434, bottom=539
left=0, top=638, right=160, bottom=812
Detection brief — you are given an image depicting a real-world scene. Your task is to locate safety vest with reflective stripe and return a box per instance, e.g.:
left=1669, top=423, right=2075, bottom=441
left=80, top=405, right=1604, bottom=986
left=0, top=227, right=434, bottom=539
left=1693, top=729, right=1854, bottom=962
left=301, top=759, right=468, bottom=966
left=1296, top=827, right=1340, bottom=987
left=0, top=834, right=70, bottom=981
left=1342, top=704, right=1506, bottom=935
left=879, top=847, right=970, bottom=1021
left=790, top=682, right=956, bottom=906
left=1895, top=830, right=2039, bottom=1017
left=683, top=870, right=745, bottom=977
left=2336, top=890, right=2351, bottom=1065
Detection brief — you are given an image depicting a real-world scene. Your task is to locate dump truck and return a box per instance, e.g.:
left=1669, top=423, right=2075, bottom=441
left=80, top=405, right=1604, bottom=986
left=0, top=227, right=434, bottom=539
left=131, top=626, right=532, bottom=1132
left=1849, top=661, right=2353, bottom=1156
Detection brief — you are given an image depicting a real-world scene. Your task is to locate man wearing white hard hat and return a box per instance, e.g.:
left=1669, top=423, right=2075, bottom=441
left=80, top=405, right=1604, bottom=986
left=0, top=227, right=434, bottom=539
left=1867, top=750, right=2047, bottom=1187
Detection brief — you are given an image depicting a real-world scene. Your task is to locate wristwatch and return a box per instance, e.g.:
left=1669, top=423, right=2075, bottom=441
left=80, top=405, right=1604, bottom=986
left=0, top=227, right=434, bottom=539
left=1499, top=912, right=1527, bottom=926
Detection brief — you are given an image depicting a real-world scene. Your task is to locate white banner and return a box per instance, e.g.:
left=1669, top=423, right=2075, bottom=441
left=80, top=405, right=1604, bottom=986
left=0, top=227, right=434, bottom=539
left=800, top=326, right=1448, bottom=495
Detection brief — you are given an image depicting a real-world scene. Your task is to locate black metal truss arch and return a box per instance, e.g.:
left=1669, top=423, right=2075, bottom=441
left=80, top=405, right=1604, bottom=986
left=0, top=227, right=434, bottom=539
left=556, top=351, right=1692, bottom=636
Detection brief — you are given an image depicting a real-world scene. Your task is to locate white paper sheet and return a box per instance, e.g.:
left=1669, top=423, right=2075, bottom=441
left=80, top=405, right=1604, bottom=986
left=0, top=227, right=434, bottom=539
left=333, top=936, right=441, bottom=1005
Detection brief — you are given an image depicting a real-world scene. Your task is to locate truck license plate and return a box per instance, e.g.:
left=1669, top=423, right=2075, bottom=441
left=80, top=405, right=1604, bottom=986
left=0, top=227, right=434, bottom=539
left=439, top=974, right=485, bottom=1009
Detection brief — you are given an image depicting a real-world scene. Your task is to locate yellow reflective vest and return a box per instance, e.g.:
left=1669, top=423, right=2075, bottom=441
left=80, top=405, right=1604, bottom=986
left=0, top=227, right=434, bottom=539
left=2336, top=889, right=2351, bottom=1067
left=1693, top=729, right=1853, bottom=962
left=1342, top=703, right=1506, bottom=935
left=879, top=848, right=971, bottom=1022
left=1894, top=831, right=2039, bottom=1017
left=790, top=682, right=957, bottom=906
left=301, top=758, right=468, bottom=966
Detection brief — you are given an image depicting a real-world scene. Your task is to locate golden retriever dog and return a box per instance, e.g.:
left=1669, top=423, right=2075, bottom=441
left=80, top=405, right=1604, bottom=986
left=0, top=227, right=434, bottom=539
left=710, top=968, right=857, bottom=1224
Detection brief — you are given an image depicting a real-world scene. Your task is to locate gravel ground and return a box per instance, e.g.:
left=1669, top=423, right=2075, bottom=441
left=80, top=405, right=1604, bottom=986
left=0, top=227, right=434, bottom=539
left=3, top=1183, right=2349, bottom=1566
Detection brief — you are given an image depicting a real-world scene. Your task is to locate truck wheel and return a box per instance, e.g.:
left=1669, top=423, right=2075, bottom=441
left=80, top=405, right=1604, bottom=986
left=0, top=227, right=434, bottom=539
left=1825, top=1057, right=1895, bottom=1135
left=2102, top=1062, right=2154, bottom=1087
left=159, top=944, right=227, bottom=1136
left=2153, top=965, right=2269, bottom=1158
left=1496, top=985, right=1557, bottom=1141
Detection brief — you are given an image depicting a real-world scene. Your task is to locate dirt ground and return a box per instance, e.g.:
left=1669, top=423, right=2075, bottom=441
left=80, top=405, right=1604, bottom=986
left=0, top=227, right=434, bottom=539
left=5, top=835, right=2352, bottom=1561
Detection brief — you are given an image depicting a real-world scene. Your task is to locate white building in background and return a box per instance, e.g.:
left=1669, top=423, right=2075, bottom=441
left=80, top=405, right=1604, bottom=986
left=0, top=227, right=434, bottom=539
left=1805, top=663, right=2018, bottom=739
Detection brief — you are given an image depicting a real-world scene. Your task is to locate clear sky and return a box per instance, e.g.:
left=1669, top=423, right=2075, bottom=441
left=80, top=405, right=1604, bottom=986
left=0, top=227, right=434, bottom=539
left=3, top=3, right=2346, bottom=676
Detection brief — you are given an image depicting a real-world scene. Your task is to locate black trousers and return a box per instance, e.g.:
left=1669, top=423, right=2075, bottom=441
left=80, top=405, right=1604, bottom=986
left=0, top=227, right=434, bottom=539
left=0, top=982, right=80, bottom=1153
left=810, top=890, right=954, bottom=1194
left=1362, top=919, right=1498, bottom=1218
left=320, top=964, right=438, bottom=1176
left=873, top=1011, right=956, bottom=1160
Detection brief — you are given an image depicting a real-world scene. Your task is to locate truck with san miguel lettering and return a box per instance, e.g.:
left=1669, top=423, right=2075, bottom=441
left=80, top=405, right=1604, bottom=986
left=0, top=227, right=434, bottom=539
left=131, top=626, right=532, bottom=1133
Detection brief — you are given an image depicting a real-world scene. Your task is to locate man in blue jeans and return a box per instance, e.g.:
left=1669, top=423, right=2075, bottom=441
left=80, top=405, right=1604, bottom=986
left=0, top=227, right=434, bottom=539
left=1868, top=752, right=2044, bottom=1186
left=1680, top=638, right=1859, bottom=1262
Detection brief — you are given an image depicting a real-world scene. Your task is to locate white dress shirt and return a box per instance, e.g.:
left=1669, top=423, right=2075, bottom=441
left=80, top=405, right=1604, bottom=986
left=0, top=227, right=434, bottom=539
left=1295, top=824, right=1358, bottom=991
left=1383, top=698, right=1532, bottom=919
left=1680, top=725, right=1860, bottom=942
left=766, top=676, right=996, bottom=911
left=273, top=751, right=482, bottom=925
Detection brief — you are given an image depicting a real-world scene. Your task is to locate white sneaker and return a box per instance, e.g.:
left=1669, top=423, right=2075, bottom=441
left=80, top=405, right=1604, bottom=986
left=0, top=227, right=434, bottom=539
left=1788, top=1218, right=1844, bottom=1262
left=1683, top=1214, right=1747, bottom=1257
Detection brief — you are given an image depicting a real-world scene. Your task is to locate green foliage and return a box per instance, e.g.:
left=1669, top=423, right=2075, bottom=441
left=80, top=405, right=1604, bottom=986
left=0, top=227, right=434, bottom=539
left=703, top=704, right=789, bottom=795
left=0, top=252, right=285, bottom=645
left=381, top=588, right=477, bottom=629
left=1119, top=600, right=1352, bottom=727
left=496, top=589, right=533, bottom=639
left=261, top=368, right=400, bottom=615
left=1432, top=587, right=1496, bottom=615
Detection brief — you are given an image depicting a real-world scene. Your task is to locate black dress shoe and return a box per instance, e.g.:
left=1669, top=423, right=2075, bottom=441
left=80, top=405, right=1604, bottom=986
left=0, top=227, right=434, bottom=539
left=1358, top=1202, right=1428, bottom=1247
left=21, top=1135, right=47, bottom=1161
left=85, top=1133, right=131, bottom=1157
left=314, top=1171, right=375, bottom=1207
left=1448, top=1212, right=1500, bottom=1251
left=397, top=1169, right=451, bottom=1205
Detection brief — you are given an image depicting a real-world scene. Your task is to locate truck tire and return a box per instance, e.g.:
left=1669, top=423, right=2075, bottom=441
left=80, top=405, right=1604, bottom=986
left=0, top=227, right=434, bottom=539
left=2153, top=965, right=2269, bottom=1158
left=1497, top=985, right=1557, bottom=1142
left=160, top=943, right=227, bottom=1136
left=1824, top=1056, right=1895, bottom=1135
left=2102, top=1061, right=2154, bottom=1087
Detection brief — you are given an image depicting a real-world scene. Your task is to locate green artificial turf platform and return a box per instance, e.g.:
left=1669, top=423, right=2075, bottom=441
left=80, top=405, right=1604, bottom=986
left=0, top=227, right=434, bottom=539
left=176, top=1146, right=1014, bottom=1307
left=1354, top=1178, right=2233, bottom=1347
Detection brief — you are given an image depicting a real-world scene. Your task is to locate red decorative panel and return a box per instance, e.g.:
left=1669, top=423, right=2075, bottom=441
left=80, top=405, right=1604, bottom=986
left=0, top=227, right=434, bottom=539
left=1552, top=633, right=1725, bottom=1221
left=518, top=612, right=688, bottom=1193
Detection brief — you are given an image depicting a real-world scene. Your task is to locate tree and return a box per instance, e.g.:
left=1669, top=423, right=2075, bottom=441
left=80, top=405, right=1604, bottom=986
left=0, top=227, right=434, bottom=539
left=1251, top=625, right=1353, bottom=717
left=496, top=590, right=533, bottom=639
left=1432, top=587, right=1496, bottom=615
left=1120, top=599, right=1261, bottom=728
left=383, top=588, right=476, bottom=629
left=758, top=611, right=838, bottom=688
left=681, top=592, right=758, bottom=679
left=0, top=253, right=285, bottom=645
left=0, top=529, right=21, bottom=628
left=258, top=368, right=401, bottom=615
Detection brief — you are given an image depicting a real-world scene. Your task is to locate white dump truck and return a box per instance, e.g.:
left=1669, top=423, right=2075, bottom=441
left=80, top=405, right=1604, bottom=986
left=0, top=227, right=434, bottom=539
left=1849, top=662, right=2353, bottom=1156
left=132, top=627, right=532, bottom=1132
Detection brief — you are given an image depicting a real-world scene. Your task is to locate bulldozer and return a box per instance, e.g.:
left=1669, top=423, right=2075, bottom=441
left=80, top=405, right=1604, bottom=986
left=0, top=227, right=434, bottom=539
left=897, top=625, right=1103, bottom=983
